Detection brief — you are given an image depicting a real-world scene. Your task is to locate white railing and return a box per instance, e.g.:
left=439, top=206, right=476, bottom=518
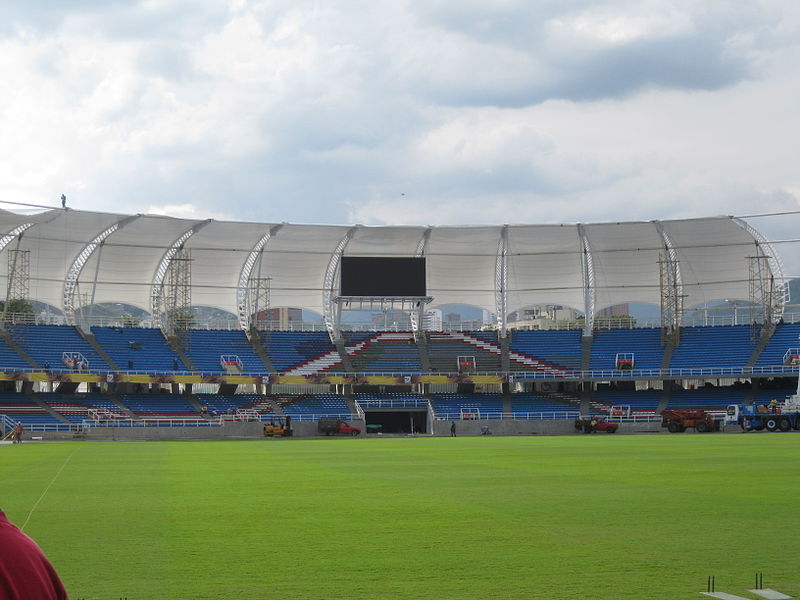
left=355, top=399, right=428, bottom=409
left=274, top=413, right=357, bottom=423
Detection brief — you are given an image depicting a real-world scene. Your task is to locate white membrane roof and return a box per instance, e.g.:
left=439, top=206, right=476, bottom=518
left=0, top=210, right=776, bottom=319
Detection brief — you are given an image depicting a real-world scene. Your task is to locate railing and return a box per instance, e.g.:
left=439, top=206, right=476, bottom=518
left=8, top=305, right=800, bottom=332
left=273, top=413, right=357, bottom=422
left=434, top=410, right=581, bottom=421
left=3, top=363, right=799, bottom=381
left=355, top=399, right=428, bottom=409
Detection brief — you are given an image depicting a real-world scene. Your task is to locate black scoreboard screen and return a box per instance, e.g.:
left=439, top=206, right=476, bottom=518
left=340, top=257, right=426, bottom=297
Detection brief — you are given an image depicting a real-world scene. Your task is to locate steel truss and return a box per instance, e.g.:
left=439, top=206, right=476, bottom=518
left=160, top=248, right=192, bottom=338
left=659, top=252, right=683, bottom=345
left=249, top=277, right=272, bottom=330
left=749, top=252, right=779, bottom=342
left=4, top=249, right=30, bottom=324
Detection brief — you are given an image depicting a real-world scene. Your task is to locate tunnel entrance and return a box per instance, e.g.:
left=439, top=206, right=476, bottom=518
left=365, top=410, right=427, bottom=434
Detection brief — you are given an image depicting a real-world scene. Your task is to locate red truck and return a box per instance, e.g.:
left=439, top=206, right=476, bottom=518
left=318, top=418, right=361, bottom=436
left=574, top=417, right=618, bottom=434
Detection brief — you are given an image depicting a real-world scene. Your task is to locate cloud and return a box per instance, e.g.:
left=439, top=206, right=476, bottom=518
left=0, top=0, right=799, bottom=273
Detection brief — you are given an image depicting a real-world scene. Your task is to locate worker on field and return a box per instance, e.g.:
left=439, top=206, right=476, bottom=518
left=450, top=421, right=457, bottom=437
left=14, top=422, right=23, bottom=444
left=0, top=509, right=68, bottom=599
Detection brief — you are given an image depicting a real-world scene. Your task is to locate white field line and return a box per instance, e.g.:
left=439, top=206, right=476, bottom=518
left=21, top=450, right=75, bottom=532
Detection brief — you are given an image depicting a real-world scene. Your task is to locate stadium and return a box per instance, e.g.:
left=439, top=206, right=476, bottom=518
left=2, top=207, right=800, bottom=599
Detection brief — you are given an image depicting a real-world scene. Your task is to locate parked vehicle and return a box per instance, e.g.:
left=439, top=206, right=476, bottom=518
left=317, top=417, right=361, bottom=436
left=574, top=417, right=618, bottom=434
left=660, top=409, right=720, bottom=433
left=726, top=377, right=800, bottom=432
left=263, top=416, right=293, bottom=437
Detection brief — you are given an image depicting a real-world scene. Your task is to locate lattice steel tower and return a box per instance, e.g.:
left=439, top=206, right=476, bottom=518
left=748, top=251, right=778, bottom=342
left=3, top=249, right=30, bottom=324
left=249, top=277, right=271, bottom=330
left=659, top=252, right=683, bottom=345
left=162, top=248, right=192, bottom=337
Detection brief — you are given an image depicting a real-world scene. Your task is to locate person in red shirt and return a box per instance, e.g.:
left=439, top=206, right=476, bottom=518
left=0, top=510, right=68, bottom=599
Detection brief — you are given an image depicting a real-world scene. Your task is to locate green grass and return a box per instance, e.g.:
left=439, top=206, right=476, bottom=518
left=2, top=435, right=799, bottom=599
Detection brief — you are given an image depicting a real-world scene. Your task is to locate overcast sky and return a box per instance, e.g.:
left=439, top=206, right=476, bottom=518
left=1, top=0, right=799, bottom=270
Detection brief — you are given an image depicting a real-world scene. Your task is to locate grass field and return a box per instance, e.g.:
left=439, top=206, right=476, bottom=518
left=2, top=435, right=799, bottom=599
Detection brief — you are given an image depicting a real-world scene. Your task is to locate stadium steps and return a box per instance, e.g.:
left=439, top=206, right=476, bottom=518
left=335, top=338, right=355, bottom=373
left=415, top=332, right=432, bottom=373
left=656, top=386, right=671, bottom=414
left=502, top=392, right=512, bottom=413
left=0, top=328, right=39, bottom=369
left=247, top=329, right=276, bottom=373
left=500, top=333, right=510, bottom=372
left=79, top=331, right=119, bottom=371
left=746, top=322, right=774, bottom=367
left=28, top=393, right=72, bottom=425
left=581, top=335, right=592, bottom=371
left=184, top=395, right=214, bottom=420
left=283, top=348, right=343, bottom=375
left=167, top=335, right=196, bottom=372
left=106, top=394, right=138, bottom=420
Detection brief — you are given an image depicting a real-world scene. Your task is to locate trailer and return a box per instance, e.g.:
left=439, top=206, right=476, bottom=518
left=660, top=408, right=720, bottom=433
left=725, top=376, right=800, bottom=432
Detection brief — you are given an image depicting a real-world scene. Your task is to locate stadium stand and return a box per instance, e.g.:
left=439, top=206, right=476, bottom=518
left=280, top=394, right=351, bottom=417
left=755, top=322, right=800, bottom=367
left=347, top=332, right=423, bottom=373
left=669, top=325, right=756, bottom=371
left=195, top=393, right=262, bottom=414
left=184, top=329, right=267, bottom=373
left=667, top=386, right=751, bottom=409
left=0, top=393, right=64, bottom=426
left=0, top=335, right=32, bottom=370
left=92, top=326, right=184, bottom=372
left=116, top=393, right=203, bottom=419
left=510, top=393, right=579, bottom=418
left=430, top=393, right=504, bottom=419
left=261, top=331, right=340, bottom=374
left=7, top=324, right=110, bottom=371
left=589, top=328, right=664, bottom=371
left=428, top=332, right=502, bottom=373
left=591, top=389, right=662, bottom=414
left=509, top=330, right=583, bottom=371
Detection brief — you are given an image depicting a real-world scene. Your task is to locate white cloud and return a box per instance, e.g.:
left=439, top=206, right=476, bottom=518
left=0, top=0, right=799, bottom=270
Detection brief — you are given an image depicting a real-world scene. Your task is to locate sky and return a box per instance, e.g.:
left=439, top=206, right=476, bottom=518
left=1, top=0, right=800, bottom=270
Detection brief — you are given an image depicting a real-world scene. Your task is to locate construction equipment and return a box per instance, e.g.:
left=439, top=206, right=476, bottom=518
left=726, top=385, right=800, bottom=432
left=660, top=408, right=720, bottom=433
left=263, top=416, right=293, bottom=437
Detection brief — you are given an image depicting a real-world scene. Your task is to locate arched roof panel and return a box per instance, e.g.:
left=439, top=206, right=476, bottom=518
left=83, top=214, right=205, bottom=311
left=506, top=225, right=585, bottom=315
left=427, top=226, right=500, bottom=311
left=262, top=224, right=351, bottom=313
left=660, top=217, right=755, bottom=307
left=584, top=221, right=663, bottom=309
left=0, top=210, right=772, bottom=321
left=183, top=220, right=275, bottom=313
left=13, top=210, right=123, bottom=311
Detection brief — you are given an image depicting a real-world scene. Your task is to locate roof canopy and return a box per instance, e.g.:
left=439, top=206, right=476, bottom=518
left=0, top=209, right=785, bottom=328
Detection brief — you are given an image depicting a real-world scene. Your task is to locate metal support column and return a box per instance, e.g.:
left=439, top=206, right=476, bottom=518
left=495, top=225, right=509, bottom=338
left=323, top=227, right=357, bottom=343
left=576, top=224, right=595, bottom=336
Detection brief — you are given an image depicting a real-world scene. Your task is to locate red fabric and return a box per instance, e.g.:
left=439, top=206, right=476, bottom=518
left=0, top=511, right=68, bottom=600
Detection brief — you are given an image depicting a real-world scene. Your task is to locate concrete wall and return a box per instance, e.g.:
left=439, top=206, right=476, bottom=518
left=25, top=418, right=665, bottom=441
